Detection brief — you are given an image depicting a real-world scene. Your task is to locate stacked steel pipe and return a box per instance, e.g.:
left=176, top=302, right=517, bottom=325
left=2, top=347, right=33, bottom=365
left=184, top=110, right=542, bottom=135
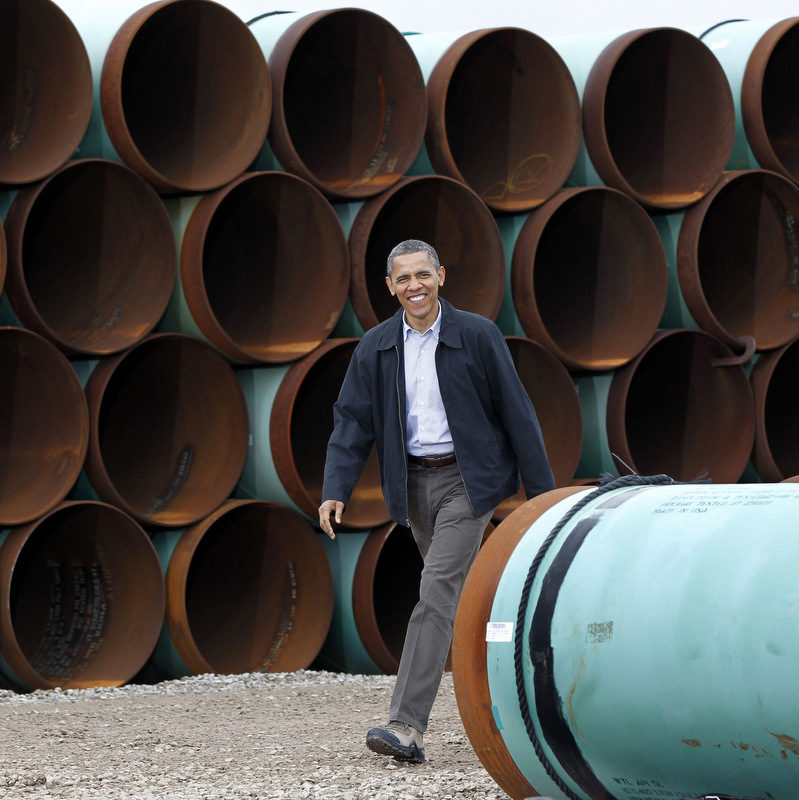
left=0, top=0, right=796, bottom=741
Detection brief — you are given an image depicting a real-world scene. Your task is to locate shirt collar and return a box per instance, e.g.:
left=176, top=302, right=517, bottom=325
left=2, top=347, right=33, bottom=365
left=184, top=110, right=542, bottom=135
left=403, top=302, right=442, bottom=341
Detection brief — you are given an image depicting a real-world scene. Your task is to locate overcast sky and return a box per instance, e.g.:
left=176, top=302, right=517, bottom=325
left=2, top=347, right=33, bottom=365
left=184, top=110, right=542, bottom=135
left=53, top=0, right=798, bottom=38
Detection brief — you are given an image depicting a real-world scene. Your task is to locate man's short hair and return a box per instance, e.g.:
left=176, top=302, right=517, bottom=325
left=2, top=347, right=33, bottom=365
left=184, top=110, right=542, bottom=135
left=386, top=239, right=440, bottom=276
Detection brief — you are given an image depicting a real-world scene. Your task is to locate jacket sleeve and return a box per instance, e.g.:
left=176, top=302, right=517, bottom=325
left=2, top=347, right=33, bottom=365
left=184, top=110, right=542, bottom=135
left=484, top=323, right=556, bottom=498
left=321, top=345, right=376, bottom=507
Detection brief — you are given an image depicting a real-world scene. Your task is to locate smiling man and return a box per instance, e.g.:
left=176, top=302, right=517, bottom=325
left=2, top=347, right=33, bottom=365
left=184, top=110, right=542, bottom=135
left=318, top=239, right=554, bottom=763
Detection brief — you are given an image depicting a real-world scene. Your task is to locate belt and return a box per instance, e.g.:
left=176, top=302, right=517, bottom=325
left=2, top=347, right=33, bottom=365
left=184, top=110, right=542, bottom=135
left=407, top=452, right=457, bottom=468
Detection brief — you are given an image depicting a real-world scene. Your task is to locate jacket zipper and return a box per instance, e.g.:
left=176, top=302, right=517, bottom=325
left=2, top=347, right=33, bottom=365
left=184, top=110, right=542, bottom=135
left=395, top=344, right=410, bottom=527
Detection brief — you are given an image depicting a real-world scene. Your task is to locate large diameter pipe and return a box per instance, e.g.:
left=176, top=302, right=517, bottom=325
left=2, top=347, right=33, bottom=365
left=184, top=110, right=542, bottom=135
left=576, top=329, right=755, bottom=482
left=161, top=170, right=349, bottom=363
left=509, top=186, right=668, bottom=371
left=0, top=500, right=164, bottom=691
left=82, top=0, right=271, bottom=193
left=237, top=339, right=390, bottom=529
left=149, top=500, right=333, bottom=677
left=81, top=333, right=249, bottom=527
left=557, top=28, right=734, bottom=210
left=656, top=169, right=799, bottom=352
left=2, top=158, right=176, bottom=356
left=249, top=9, right=426, bottom=200
left=0, top=0, right=93, bottom=184
left=702, top=18, right=799, bottom=183
left=750, top=335, right=799, bottom=481
left=453, top=480, right=799, bottom=800
left=406, top=27, right=580, bottom=213
left=0, top=326, right=88, bottom=527
left=346, top=175, right=505, bottom=331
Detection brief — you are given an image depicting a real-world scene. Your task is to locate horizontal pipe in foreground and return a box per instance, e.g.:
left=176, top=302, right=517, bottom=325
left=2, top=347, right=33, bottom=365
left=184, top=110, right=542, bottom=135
left=0, top=0, right=93, bottom=184
left=163, top=170, right=349, bottom=363
left=3, top=158, right=176, bottom=356
left=149, top=500, right=333, bottom=677
left=250, top=9, right=426, bottom=199
left=347, top=175, right=506, bottom=331
left=0, top=326, right=88, bottom=526
left=100, top=0, right=271, bottom=192
left=82, top=333, right=249, bottom=527
left=511, top=186, right=668, bottom=371
left=0, top=500, right=164, bottom=691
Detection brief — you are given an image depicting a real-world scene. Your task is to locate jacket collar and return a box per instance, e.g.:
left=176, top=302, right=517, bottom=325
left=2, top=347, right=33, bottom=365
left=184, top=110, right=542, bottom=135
left=376, top=298, right=463, bottom=350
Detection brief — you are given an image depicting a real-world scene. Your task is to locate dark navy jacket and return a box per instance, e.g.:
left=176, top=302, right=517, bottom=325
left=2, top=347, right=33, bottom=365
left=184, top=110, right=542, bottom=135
left=322, top=298, right=555, bottom=525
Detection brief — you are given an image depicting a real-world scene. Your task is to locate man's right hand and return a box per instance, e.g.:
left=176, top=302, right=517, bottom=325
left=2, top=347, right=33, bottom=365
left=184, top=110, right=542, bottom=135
left=318, top=499, right=344, bottom=539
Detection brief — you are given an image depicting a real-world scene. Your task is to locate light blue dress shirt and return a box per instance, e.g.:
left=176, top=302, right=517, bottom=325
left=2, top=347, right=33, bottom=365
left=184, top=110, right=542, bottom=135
left=402, top=303, right=454, bottom=456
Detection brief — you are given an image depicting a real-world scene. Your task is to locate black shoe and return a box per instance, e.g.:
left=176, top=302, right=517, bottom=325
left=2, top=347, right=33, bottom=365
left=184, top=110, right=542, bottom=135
left=366, top=721, right=425, bottom=763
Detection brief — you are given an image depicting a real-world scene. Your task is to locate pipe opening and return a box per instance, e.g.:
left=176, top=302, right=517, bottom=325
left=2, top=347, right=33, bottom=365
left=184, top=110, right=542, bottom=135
left=0, top=327, right=88, bottom=527
left=0, top=0, right=92, bottom=184
left=610, top=330, right=754, bottom=482
left=5, top=159, right=175, bottom=356
left=103, top=0, right=271, bottom=192
left=586, top=29, right=734, bottom=208
left=171, top=501, right=332, bottom=674
left=1, top=502, right=164, bottom=690
left=349, top=176, right=505, bottom=330
left=513, top=187, right=667, bottom=370
left=269, top=9, right=426, bottom=198
left=85, top=334, right=248, bottom=527
left=432, top=28, right=580, bottom=211
left=183, top=171, right=349, bottom=363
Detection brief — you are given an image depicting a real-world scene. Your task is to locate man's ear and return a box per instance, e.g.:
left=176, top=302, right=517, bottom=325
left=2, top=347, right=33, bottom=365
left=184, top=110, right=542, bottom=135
left=385, top=275, right=395, bottom=296
left=438, top=266, right=446, bottom=286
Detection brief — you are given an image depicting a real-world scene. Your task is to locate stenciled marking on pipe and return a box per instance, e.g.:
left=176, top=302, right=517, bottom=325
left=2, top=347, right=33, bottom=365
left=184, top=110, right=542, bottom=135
left=260, top=561, right=298, bottom=670
left=141, top=444, right=195, bottom=517
left=7, top=68, right=35, bottom=151
left=69, top=306, right=124, bottom=348
left=481, top=153, right=552, bottom=203
left=349, top=75, right=396, bottom=189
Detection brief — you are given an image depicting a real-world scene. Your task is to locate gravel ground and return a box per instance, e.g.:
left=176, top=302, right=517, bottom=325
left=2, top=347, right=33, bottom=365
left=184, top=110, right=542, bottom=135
left=0, top=670, right=510, bottom=800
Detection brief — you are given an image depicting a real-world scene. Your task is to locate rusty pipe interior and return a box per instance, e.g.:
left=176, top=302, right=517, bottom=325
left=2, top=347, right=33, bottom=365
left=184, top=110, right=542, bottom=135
left=179, top=170, right=350, bottom=363
left=0, top=501, right=164, bottom=690
left=606, top=329, right=755, bottom=483
left=511, top=186, right=668, bottom=371
left=162, top=500, right=333, bottom=675
left=348, top=175, right=506, bottom=330
left=426, top=27, right=580, bottom=212
left=583, top=28, right=734, bottom=209
left=83, top=333, right=249, bottom=527
left=101, top=0, right=271, bottom=192
left=0, top=0, right=93, bottom=184
left=3, top=159, right=176, bottom=356
left=0, top=327, right=88, bottom=527
left=265, top=9, right=426, bottom=199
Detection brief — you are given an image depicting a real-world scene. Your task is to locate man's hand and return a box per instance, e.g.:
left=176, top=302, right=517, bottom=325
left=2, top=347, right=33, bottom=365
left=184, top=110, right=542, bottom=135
left=318, top=499, right=344, bottom=539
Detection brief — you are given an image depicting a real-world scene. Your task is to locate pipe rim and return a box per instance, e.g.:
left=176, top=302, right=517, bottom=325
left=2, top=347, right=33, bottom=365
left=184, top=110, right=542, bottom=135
left=511, top=186, right=668, bottom=371
left=83, top=332, right=249, bottom=527
left=100, top=0, right=271, bottom=193
left=425, top=27, right=581, bottom=212
left=179, top=170, right=350, bottom=363
left=3, top=158, right=177, bottom=356
left=348, top=175, right=506, bottom=331
left=582, top=27, right=735, bottom=209
left=266, top=8, right=427, bottom=199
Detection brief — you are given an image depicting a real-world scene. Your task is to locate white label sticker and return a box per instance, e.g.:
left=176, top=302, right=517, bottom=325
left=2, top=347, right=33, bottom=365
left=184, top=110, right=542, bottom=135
left=486, top=621, right=514, bottom=642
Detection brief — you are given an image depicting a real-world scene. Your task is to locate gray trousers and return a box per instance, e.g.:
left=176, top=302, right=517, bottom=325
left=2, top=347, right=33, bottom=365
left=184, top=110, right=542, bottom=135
left=388, top=461, right=494, bottom=732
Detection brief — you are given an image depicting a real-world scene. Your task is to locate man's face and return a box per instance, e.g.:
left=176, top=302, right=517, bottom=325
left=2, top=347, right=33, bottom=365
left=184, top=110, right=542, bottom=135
left=385, top=251, right=446, bottom=332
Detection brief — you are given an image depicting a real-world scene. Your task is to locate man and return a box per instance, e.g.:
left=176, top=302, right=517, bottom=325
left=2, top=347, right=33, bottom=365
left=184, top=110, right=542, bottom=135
left=318, top=239, right=554, bottom=763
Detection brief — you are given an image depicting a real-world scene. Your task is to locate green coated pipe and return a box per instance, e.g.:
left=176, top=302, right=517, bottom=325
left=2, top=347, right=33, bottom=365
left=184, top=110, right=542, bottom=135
left=454, top=480, right=799, bottom=800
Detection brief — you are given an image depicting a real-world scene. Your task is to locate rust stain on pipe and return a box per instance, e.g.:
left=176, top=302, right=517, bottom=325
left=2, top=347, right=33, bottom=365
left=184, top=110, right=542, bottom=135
left=267, top=8, right=426, bottom=199
left=163, top=500, right=333, bottom=675
left=83, top=333, right=249, bottom=527
left=511, top=186, right=667, bottom=371
left=3, top=159, right=176, bottom=356
left=0, top=501, right=164, bottom=690
left=179, top=170, right=350, bottom=363
left=583, top=28, right=734, bottom=209
left=425, top=28, right=580, bottom=212
left=348, top=175, right=505, bottom=331
left=676, top=169, right=799, bottom=352
left=606, top=329, right=755, bottom=483
left=101, top=0, right=271, bottom=192
left=0, top=0, right=92, bottom=184
left=0, top=327, right=88, bottom=527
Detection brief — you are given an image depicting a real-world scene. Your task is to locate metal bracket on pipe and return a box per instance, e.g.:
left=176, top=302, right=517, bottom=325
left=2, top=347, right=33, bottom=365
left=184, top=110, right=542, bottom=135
left=711, top=335, right=756, bottom=367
